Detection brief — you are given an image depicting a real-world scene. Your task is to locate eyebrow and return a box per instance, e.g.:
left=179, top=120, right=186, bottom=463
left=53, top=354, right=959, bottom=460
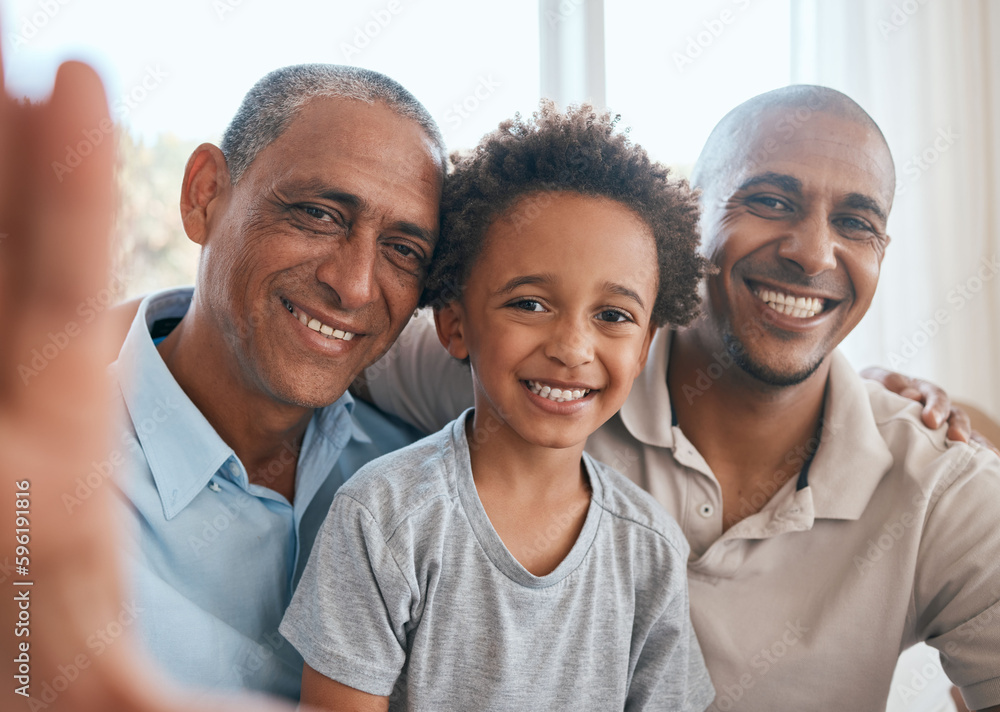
left=841, top=192, right=888, bottom=223
left=604, top=282, right=646, bottom=309
left=739, top=172, right=887, bottom=223
left=495, top=274, right=551, bottom=296
left=738, top=172, right=803, bottom=195
left=287, top=180, right=436, bottom=246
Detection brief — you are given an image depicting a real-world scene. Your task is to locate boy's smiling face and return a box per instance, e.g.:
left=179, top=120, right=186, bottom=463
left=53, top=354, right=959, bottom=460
left=435, top=191, right=658, bottom=451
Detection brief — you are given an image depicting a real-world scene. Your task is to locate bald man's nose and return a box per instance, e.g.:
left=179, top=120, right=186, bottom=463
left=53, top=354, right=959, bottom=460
left=777, top=215, right=838, bottom=275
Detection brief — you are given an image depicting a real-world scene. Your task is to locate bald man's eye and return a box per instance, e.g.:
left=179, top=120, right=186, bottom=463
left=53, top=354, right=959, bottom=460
left=835, top=215, right=879, bottom=239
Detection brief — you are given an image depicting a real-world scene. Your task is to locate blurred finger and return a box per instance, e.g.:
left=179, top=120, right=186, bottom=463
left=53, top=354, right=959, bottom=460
left=898, top=387, right=922, bottom=402
left=913, top=379, right=949, bottom=430
left=861, top=366, right=907, bottom=392
left=970, top=431, right=1000, bottom=457
left=0, top=27, right=22, bottom=395
left=29, top=60, right=113, bottom=318
left=945, top=406, right=972, bottom=443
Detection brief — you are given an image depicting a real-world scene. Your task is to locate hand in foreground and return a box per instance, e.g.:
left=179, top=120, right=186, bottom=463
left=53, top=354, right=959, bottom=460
left=0, top=47, right=294, bottom=712
left=861, top=366, right=998, bottom=454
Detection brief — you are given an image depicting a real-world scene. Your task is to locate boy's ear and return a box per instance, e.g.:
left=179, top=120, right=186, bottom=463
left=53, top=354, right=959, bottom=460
left=180, top=143, right=231, bottom=246
left=633, top=323, right=658, bottom=378
left=434, top=302, right=470, bottom=361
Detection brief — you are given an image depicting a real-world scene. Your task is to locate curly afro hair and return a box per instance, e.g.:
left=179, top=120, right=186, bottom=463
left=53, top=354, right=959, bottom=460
left=420, top=101, right=708, bottom=327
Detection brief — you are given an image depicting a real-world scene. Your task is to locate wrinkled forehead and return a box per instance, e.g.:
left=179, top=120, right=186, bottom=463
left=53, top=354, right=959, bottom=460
left=724, top=108, right=895, bottom=208
left=239, top=97, right=444, bottom=202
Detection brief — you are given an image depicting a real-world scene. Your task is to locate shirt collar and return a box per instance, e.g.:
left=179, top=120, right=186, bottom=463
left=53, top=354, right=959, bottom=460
left=805, top=350, right=895, bottom=520
left=113, top=288, right=231, bottom=520
left=618, top=329, right=894, bottom=520
left=112, top=287, right=364, bottom=520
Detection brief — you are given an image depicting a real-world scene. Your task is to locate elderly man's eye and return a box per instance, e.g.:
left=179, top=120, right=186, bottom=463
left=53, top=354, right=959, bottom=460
left=386, top=241, right=426, bottom=263
left=749, top=195, right=791, bottom=212
left=303, top=206, right=333, bottom=221
left=381, top=240, right=428, bottom=275
left=392, top=243, right=416, bottom=258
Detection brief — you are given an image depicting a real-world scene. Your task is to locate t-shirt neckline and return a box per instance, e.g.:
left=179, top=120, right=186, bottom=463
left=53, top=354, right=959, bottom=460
left=450, top=409, right=605, bottom=588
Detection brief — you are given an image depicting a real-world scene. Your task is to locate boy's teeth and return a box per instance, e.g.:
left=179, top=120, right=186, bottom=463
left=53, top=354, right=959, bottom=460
left=284, top=300, right=356, bottom=341
left=754, top=288, right=825, bottom=319
left=526, top=381, right=590, bottom=403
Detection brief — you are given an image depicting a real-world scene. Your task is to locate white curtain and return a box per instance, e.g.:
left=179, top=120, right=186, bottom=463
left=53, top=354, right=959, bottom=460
left=791, top=4, right=998, bottom=710
left=790, top=0, right=1000, bottom=419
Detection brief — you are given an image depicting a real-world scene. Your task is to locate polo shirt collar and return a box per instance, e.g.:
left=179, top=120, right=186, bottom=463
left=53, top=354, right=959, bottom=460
left=806, top=350, right=895, bottom=520
left=113, top=287, right=363, bottom=521
left=619, top=328, right=894, bottom=522
left=620, top=328, right=677, bottom=449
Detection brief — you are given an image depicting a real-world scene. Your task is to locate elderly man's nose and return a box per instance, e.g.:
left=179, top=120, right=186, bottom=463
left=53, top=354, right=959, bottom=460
left=316, top=232, right=379, bottom=309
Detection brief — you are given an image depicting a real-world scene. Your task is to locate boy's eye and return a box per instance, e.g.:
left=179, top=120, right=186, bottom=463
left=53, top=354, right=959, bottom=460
left=510, top=299, right=545, bottom=312
left=597, top=309, right=633, bottom=323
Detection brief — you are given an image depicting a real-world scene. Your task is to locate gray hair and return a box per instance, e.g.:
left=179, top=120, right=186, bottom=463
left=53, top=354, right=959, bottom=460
left=220, top=63, right=447, bottom=183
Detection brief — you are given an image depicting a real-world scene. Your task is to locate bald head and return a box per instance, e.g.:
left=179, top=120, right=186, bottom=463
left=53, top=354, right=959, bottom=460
left=692, top=85, right=896, bottom=212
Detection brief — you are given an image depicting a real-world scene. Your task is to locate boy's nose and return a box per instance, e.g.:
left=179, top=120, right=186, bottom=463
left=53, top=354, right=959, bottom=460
left=544, top=318, right=595, bottom=369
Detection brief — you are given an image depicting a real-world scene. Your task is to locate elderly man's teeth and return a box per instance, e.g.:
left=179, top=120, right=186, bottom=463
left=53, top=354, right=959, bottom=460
left=754, top=289, right=825, bottom=318
left=283, top=300, right=356, bottom=341
left=526, top=380, right=590, bottom=403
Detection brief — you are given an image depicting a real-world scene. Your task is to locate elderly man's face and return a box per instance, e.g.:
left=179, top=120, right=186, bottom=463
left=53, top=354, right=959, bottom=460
left=697, top=109, right=894, bottom=386
left=200, top=97, right=442, bottom=408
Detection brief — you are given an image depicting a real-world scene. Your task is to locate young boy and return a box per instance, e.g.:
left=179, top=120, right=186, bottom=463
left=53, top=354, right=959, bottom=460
left=279, top=103, right=715, bottom=711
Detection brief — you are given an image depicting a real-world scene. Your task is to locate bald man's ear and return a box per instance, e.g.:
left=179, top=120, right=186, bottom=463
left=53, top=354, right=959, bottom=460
left=180, top=143, right=230, bottom=246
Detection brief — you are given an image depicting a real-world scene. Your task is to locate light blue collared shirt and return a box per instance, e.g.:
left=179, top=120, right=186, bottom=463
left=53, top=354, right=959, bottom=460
left=110, top=287, right=423, bottom=700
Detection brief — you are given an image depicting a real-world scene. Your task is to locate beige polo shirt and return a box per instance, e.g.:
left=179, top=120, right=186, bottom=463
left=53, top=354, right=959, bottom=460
left=366, top=315, right=1000, bottom=711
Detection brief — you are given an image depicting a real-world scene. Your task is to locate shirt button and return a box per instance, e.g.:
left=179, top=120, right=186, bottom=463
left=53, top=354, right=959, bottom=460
left=698, top=503, right=714, bottom=518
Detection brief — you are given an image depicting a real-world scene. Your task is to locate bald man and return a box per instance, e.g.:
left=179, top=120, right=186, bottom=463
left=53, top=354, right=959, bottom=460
left=362, top=86, right=1000, bottom=711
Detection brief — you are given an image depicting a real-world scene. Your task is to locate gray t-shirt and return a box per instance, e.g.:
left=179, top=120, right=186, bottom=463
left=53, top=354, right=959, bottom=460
left=280, top=410, right=714, bottom=711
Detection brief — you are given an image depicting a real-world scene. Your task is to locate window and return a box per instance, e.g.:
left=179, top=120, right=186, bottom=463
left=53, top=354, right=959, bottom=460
left=1, top=0, right=541, bottom=295
left=604, top=0, right=791, bottom=172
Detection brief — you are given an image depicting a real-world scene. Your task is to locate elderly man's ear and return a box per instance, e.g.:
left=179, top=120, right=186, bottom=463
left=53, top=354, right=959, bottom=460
left=179, top=143, right=231, bottom=246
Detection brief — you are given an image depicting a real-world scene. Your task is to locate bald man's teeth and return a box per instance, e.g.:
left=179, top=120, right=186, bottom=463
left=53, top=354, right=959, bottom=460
left=526, top=381, right=590, bottom=403
left=283, top=300, right=355, bottom=341
left=755, top=289, right=824, bottom=319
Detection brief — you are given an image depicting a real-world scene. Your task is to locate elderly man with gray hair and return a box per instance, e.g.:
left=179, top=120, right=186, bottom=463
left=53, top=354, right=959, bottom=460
left=110, top=64, right=445, bottom=699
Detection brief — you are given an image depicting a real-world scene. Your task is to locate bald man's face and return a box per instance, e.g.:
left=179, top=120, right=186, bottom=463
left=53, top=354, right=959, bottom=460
left=695, top=109, right=894, bottom=386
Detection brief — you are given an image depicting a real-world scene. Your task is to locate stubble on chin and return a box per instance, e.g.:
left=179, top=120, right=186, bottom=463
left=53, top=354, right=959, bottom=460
left=722, top=330, right=825, bottom=388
